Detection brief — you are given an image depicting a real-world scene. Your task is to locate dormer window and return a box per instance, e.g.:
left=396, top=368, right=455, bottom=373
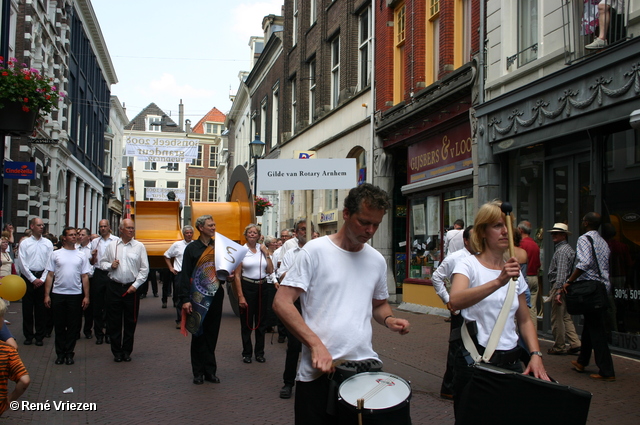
left=147, top=115, right=162, bottom=132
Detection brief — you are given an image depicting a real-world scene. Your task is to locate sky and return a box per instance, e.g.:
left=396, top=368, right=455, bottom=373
left=91, top=0, right=284, bottom=124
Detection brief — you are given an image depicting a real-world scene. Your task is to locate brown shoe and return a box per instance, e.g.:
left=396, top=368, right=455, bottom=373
left=547, top=348, right=567, bottom=355
left=590, top=374, right=615, bottom=382
left=571, top=360, right=585, bottom=372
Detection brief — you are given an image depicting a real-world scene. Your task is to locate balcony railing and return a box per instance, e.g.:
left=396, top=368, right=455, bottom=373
left=562, top=0, right=630, bottom=64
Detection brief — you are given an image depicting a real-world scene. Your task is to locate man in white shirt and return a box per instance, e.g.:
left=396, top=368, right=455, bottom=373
left=276, top=219, right=307, bottom=400
left=77, top=228, right=94, bottom=339
left=90, top=219, right=119, bottom=345
left=443, top=219, right=465, bottom=257
left=430, top=225, right=473, bottom=399
left=164, top=225, right=194, bottom=328
left=100, top=218, right=149, bottom=362
left=273, top=184, right=410, bottom=424
left=19, top=217, right=53, bottom=346
left=43, top=227, right=91, bottom=365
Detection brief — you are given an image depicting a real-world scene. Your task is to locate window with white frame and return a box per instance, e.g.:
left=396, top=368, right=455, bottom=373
left=518, top=0, right=538, bottom=66
left=309, top=59, right=316, bottom=122
left=104, top=138, right=112, bottom=176
left=291, top=77, right=297, bottom=133
left=144, top=162, right=157, bottom=171
left=272, top=84, right=279, bottom=145
left=165, top=162, right=179, bottom=171
left=191, top=145, right=203, bottom=167
left=167, top=181, right=179, bottom=189
left=122, top=155, right=133, bottom=169
left=293, top=0, right=298, bottom=46
left=310, top=0, right=317, bottom=25
left=331, top=37, right=340, bottom=108
left=143, top=180, right=156, bottom=200
left=208, top=179, right=218, bottom=202
left=189, top=178, right=202, bottom=202
left=260, top=99, right=268, bottom=145
left=209, top=145, right=219, bottom=168
left=358, top=7, right=372, bottom=90
left=147, top=115, right=162, bottom=132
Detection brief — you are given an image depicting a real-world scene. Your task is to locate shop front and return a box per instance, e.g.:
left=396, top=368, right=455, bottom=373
left=476, top=38, right=640, bottom=356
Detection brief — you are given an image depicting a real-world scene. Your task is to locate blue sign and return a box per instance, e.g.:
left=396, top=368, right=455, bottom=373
left=4, top=162, right=36, bottom=180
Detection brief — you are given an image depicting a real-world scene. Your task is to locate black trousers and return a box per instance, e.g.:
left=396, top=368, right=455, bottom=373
left=577, top=309, right=615, bottom=377
left=51, top=293, right=83, bottom=357
left=161, top=269, right=173, bottom=303
left=22, top=271, right=46, bottom=341
left=240, top=280, right=267, bottom=357
left=283, top=299, right=302, bottom=387
left=441, top=313, right=464, bottom=396
left=106, top=280, right=140, bottom=357
left=173, top=272, right=182, bottom=323
left=191, top=287, right=224, bottom=377
left=91, top=269, right=110, bottom=338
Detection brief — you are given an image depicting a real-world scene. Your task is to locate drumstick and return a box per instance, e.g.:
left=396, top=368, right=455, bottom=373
left=357, top=398, right=364, bottom=425
left=500, top=202, right=518, bottom=281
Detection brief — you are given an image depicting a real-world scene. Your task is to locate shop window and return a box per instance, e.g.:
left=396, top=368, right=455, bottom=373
left=508, top=145, right=544, bottom=238
left=409, top=196, right=440, bottom=280
left=603, top=129, right=640, bottom=350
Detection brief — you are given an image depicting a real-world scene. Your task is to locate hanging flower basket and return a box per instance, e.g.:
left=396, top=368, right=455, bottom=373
left=0, top=101, right=38, bottom=134
left=0, top=56, right=63, bottom=134
left=255, top=196, right=272, bottom=217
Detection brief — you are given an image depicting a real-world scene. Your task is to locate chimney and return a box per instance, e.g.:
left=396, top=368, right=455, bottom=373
left=179, top=99, right=184, bottom=130
left=185, top=119, right=191, bottom=133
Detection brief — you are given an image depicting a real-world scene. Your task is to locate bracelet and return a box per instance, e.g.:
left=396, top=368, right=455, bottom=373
left=530, top=351, right=543, bottom=357
left=383, top=315, right=395, bottom=328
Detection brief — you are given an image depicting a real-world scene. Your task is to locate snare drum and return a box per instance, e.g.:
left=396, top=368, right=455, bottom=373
left=338, top=372, right=412, bottom=424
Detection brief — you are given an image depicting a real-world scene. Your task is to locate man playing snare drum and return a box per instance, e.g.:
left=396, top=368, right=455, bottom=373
left=274, top=184, right=410, bottom=425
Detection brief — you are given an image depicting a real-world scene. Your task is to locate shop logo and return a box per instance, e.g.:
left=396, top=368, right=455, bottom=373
left=622, top=213, right=639, bottom=222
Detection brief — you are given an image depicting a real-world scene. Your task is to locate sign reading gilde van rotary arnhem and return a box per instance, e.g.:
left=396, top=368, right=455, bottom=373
left=125, top=136, right=200, bottom=163
left=256, top=158, right=357, bottom=191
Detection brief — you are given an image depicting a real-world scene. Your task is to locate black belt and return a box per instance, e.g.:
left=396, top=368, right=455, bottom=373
left=478, top=345, right=522, bottom=366
left=242, top=277, right=266, bottom=284
left=111, top=279, right=135, bottom=286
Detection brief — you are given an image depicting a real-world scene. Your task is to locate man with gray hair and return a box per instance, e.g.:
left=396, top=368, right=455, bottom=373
left=164, top=225, right=195, bottom=328
left=179, top=215, right=224, bottom=385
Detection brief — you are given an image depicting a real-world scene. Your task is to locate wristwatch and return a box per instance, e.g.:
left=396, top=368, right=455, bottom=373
left=530, top=351, right=543, bottom=357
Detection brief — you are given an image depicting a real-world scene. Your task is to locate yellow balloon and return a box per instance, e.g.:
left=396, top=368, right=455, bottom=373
left=0, top=275, right=27, bottom=302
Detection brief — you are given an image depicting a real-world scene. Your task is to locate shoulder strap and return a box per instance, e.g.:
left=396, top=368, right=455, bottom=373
left=586, top=235, right=602, bottom=279
left=461, top=277, right=517, bottom=363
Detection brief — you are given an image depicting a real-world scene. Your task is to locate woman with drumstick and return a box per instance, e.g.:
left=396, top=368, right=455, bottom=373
left=449, top=201, right=550, bottom=413
left=233, top=224, right=273, bottom=364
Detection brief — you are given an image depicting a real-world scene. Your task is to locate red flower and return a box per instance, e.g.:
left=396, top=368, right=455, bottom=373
left=22, top=105, right=30, bottom=112
left=1, top=71, right=8, bottom=76
left=23, top=98, right=29, bottom=103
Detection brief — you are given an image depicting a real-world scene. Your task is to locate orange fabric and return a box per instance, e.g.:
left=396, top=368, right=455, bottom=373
left=0, top=341, right=28, bottom=416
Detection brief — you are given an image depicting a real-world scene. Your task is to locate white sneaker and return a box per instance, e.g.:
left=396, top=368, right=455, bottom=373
left=585, top=38, right=607, bottom=50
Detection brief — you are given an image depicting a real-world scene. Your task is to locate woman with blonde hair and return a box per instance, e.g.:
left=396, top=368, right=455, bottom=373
left=233, top=224, right=273, bottom=363
left=449, top=200, right=550, bottom=416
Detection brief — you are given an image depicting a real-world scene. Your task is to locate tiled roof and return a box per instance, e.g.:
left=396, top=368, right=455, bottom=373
left=191, top=107, right=227, bottom=134
left=124, top=103, right=182, bottom=132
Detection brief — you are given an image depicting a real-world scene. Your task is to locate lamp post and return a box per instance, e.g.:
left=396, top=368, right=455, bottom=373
left=249, top=134, right=265, bottom=196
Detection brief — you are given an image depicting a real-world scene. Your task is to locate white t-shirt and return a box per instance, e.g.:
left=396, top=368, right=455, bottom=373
left=45, top=248, right=91, bottom=295
left=163, top=240, right=191, bottom=273
left=283, top=236, right=389, bottom=382
left=444, top=229, right=464, bottom=257
left=241, top=244, right=268, bottom=280
left=452, top=255, right=527, bottom=350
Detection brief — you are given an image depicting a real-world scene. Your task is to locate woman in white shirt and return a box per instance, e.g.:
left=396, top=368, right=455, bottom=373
left=449, top=200, right=549, bottom=413
left=233, top=224, right=273, bottom=364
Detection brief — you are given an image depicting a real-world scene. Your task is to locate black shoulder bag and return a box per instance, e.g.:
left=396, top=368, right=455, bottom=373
left=565, top=236, right=609, bottom=315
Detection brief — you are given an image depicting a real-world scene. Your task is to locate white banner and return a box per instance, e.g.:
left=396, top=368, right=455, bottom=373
left=215, top=232, right=248, bottom=281
left=144, top=187, right=186, bottom=203
left=125, top=136, right=199, bottom=163
left=256, top=158, right=357, bottom=191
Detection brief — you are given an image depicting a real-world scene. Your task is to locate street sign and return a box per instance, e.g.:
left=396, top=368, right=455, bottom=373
left=256, top=158, right=356, bottom=191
